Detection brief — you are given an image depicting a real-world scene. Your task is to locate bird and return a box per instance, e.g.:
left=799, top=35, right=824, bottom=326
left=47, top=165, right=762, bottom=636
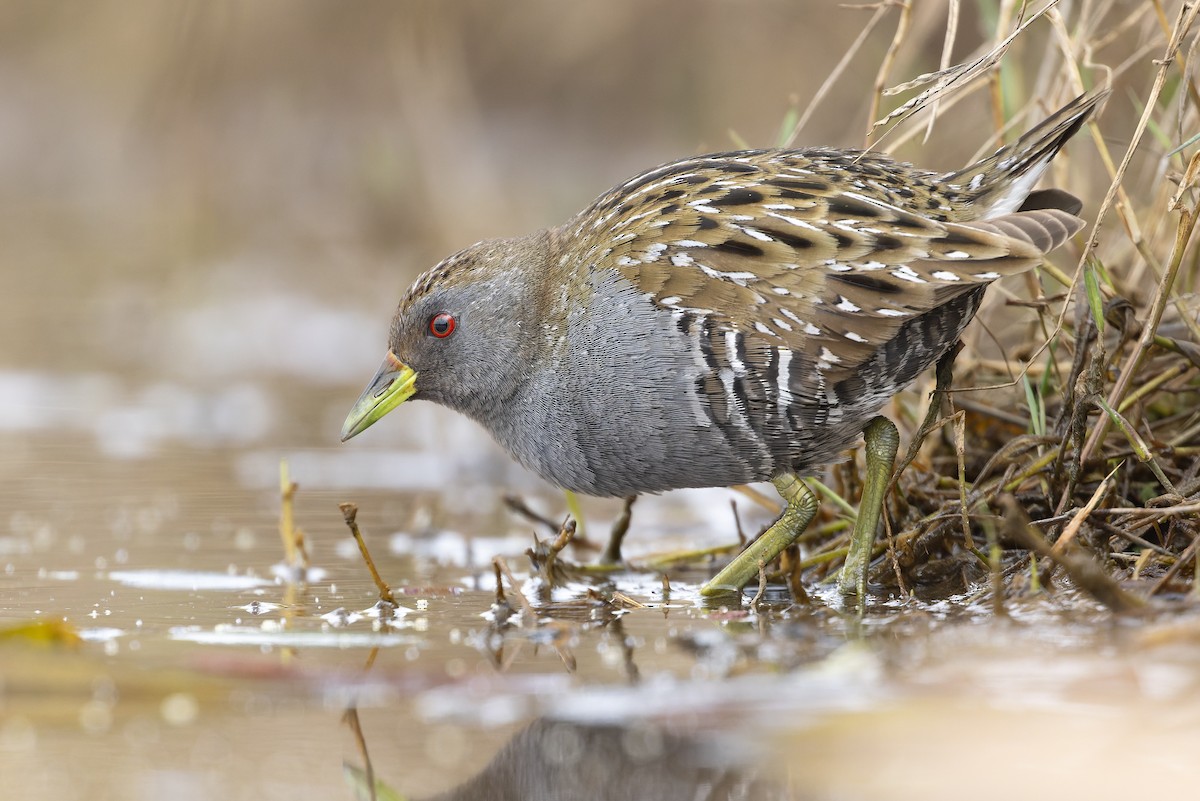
left=341, top=89, right=1107, bottom=598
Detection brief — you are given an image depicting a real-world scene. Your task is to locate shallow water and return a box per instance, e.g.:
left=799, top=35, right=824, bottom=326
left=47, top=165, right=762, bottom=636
left=5, top=424, right=1200, bottom=800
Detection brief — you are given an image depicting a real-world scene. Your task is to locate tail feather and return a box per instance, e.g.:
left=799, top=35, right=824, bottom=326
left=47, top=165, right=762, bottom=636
left=1018, top=187, right=1083, bottom=216
left=970, top=208, right=1086, bottom=253
left=945, top=89, right=1109, bottom=217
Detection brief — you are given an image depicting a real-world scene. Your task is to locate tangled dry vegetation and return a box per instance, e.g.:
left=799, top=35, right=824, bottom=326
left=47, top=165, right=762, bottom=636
left=783, top=0, right=1200, bottom=611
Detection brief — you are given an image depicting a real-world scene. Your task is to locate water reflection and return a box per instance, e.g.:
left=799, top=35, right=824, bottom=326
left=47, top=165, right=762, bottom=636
left=405, top=718, right=786, bottom=801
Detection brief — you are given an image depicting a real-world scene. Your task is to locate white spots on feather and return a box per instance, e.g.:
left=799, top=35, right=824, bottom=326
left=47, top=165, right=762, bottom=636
left=763, top=203, right=795, bottom=211
left=688, top=200, right=720, bottom=214
left=642, top=242, right=668, bottom=262
left=968, top=173, right=986, bottom=191
left=859, top=260, right=887, bottom=271
left=772, top=317, right=793, bottom=332
left=841, top=190, right=913, bottom=219
left=612, top=231, right=638, bottom=244
left=635, top=177, right=680, bottom=197
left=827, top=261, right=853, bottom=272
left=817, top=346, right=841, bottom=370
left=780, top=308, right=804, bottom=325
left=617, top=256, right=641, bottom=267
left=877, top=307, right=910, bottom=317
left=740, top=226, right=773, bottom=242
left=659, top=295, right=682, bottom=306
left=891, top=265, right=927, bottom=284
left=753, top=321, right=775, bottom=336
left=845, top=331, right=869, bottom=343
left=674, top=239, right=708, bottom=249
left=720, top=332, right=751, bottom=423
left=943, top=250, right=971, bottom=260
left=931, top=270, right=961, bottom=282
left=771, top=286, right=790, bottom=295
left=840, top=190, right=879, bottom=205
left=978, top=271, right=1001, bottom=280
left=804, top=322, right=821, bottom=336
left=728, top=214, right=755, bottom=222
left=765, top=212, right=822, bottom=231
left=619, top=173, right=657, bottom=193
left=698, top=263, right=758, bottom=286
left=677, top=314, right=718, bottom=429
left=725, top=332, right=747, bottom=376
left=624, top=170, right=700, bottom=193
left=784, top=166, right=813, bottom=175
left=777, top=348, right=796, bottom=406
left=670, top=252, right=694, bottom=267
left=835, top=296, right=861, bottom=313
left=670, top=304, right=717, bottom=318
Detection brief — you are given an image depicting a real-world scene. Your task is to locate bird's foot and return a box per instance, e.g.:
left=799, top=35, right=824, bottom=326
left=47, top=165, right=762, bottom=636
left=700, top=473, right=818, bottom=597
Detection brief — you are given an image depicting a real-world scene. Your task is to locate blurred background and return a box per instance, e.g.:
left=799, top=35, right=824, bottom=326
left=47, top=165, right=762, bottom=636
left=0, top=0, right=1143, bottom=523
left=0, top=2, right=1185, bottom=800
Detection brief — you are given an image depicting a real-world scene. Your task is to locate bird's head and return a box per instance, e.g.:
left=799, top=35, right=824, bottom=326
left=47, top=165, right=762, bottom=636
left=340, top=233, right=554, bottom=441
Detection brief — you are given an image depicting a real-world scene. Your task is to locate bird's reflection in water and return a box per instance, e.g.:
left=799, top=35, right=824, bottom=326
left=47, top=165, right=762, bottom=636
left=419, top=718, right=787, bottom=801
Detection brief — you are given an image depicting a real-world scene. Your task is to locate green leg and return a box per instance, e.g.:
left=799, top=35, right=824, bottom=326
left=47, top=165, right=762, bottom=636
left=838, top=416, right=900, bottom=598
left=701, top=473, right=818, bottom=597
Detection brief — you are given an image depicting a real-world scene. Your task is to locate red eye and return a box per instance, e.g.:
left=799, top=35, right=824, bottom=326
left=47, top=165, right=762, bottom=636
left=429, top=312, right=456, bottom=338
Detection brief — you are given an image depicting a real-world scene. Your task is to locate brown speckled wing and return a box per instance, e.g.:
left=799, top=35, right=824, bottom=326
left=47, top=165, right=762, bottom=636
left=565, top=150, right=1081, bottom=384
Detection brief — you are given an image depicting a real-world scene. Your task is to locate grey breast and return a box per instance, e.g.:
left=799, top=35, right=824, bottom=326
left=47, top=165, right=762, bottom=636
left=486, top=269, right=769, bottom=497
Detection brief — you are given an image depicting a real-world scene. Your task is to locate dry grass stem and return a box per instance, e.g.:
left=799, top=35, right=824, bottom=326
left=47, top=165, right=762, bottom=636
left=783, top=1, right=894, bottom=147
left=867, top=1, right=912, bottom=147
left=278, top=459, right=299, bottom=568
left=493, top=556, right=538, bottom=626
left=339, top=502, right=397, bottom=607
